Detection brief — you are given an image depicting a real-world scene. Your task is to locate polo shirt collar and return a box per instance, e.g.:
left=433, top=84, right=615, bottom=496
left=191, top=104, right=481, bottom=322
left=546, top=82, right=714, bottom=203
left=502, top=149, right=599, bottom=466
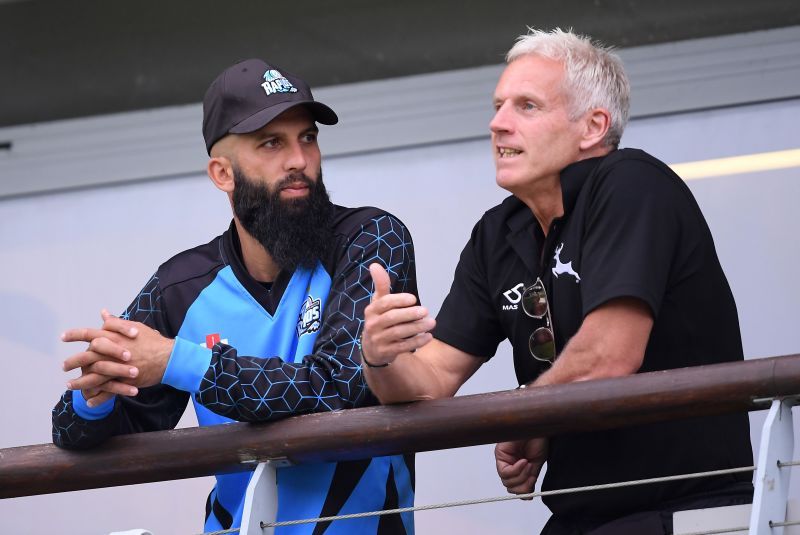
left=506, top=153, right=609, bottom=232
left=559, top=154, right=607, bottom=217
left=503, top=153, right=610, bottom=276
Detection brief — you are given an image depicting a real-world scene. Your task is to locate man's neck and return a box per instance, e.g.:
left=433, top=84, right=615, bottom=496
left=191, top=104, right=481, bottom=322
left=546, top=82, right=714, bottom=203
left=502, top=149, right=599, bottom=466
left=515, top=176, right=564, bottom=236
left=232, top=218, right=281, bottom=283
left=518, top=147, right=613, bottom=235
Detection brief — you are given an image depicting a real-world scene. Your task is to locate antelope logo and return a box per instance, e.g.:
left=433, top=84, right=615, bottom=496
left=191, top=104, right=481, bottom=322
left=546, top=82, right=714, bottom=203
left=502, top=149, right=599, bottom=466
left=552, top=243, right=580, bottom=283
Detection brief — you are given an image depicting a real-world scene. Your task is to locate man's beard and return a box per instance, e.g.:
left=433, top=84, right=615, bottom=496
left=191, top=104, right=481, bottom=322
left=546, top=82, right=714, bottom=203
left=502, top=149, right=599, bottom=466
left=232, top=167, right=334, bottom=273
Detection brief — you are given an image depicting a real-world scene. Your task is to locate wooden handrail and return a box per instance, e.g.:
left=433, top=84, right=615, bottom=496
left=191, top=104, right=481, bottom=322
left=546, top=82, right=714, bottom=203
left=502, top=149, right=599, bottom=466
left=2, top=354, right=799, bottom=499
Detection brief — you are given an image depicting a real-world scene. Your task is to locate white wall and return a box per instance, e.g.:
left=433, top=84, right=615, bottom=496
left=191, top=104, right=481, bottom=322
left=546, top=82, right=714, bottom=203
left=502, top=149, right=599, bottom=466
left=1, top=28, right=799, bottom=535
left=0, top=97, right=798, bottom=535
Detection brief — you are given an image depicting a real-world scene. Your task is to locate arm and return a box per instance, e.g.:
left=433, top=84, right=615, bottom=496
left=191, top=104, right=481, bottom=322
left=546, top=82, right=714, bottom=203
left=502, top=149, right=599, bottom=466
left=532, top=297, right=653, bottom=387
left=363, top=215, right=507, bottom=403
left=66, top=214, right=423, bottom=422
left=495, top=298, right=652, bottom=495
left=53, top=274, right=190, bottom=450
left=362, top=263, right=483, bottom=403
left=196, top=214, right=423, bottom=420
left=498, top=157, right=678, bottom=495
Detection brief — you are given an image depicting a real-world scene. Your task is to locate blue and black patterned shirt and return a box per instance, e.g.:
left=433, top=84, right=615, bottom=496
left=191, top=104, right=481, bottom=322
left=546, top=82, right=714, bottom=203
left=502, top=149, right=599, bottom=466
left=52, top=205, right=418, bottom=534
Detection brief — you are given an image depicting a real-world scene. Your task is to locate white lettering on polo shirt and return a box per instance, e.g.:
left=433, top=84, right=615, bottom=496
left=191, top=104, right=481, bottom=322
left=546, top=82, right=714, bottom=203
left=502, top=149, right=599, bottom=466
left=502, top=282, right=524, bottom=311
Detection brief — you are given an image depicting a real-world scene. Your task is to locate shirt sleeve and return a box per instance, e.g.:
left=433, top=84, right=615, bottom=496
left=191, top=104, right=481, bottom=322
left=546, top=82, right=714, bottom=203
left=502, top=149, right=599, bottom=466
left=433, top=220, right=506, bottom=358
left=52, top=274, right=190, bottom=450
left=579, top=158, right=695, bottom=318
left=195, top=213, right=419, bottom=422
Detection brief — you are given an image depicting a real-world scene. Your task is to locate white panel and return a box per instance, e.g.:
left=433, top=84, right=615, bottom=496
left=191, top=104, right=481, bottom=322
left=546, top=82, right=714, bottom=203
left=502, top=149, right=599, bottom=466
left=624, top=26, right=800, bottom=117
left=1, top=30, right=799, bottom=535
left=0, top=26, right=799, bottom=198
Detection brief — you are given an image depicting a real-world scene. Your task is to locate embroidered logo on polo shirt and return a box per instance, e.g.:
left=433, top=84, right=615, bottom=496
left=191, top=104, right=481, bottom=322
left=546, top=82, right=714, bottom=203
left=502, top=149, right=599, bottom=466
left=297, top=295, right=322, bottom=337
left=552, top=243, right=581, bottom=283
left=200, top=333, right=229, bottom=349
left=502, top=283, right=525, bottom=311
left=261, top=69, right=298, bottom=96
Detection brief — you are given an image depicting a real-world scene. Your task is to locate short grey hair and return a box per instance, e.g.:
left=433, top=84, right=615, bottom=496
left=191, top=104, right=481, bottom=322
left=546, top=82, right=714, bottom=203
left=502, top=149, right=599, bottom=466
left=507, top=28, right=630, bottom=148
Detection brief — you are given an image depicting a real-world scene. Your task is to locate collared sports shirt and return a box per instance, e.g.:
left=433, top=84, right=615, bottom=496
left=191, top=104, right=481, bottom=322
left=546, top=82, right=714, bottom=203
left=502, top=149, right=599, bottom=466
left=52, top=205, right=418, bottom=535
left=434, top=148, right=753, bottom=521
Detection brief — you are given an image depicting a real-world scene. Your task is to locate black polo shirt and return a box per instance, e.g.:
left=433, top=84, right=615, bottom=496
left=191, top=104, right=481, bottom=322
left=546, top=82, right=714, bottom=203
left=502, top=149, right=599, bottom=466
left=434, top=148, right=753, bottom=520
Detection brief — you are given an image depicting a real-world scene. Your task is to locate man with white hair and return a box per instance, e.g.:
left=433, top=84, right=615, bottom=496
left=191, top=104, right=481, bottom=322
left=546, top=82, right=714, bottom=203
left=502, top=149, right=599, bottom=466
left=362, top=29, right=753, bottom=533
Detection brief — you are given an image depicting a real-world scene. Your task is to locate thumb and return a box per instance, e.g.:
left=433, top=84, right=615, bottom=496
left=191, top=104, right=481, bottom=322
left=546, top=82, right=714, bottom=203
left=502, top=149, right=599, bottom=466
left=100, top=308, right=114, bottom=322
left=368, top=263, right=391, bottom=300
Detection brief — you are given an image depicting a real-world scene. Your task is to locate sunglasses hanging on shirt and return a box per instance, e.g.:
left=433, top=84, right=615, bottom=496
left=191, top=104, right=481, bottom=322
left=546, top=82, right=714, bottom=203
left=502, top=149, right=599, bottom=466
left=520, top=277, right=556, bottom=364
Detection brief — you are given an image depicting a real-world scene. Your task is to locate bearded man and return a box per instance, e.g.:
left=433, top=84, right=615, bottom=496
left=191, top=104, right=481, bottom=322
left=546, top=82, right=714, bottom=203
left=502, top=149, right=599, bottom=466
left=52, top=59, right=418, bottom=535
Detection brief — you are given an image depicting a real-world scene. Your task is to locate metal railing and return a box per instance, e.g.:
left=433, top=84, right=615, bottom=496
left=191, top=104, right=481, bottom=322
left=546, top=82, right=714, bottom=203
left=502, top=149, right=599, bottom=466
left=2, top=353, right=800, bottom=501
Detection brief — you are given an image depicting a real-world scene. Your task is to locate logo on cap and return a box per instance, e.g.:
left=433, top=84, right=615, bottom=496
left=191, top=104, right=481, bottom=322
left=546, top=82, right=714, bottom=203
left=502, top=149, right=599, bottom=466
left=261, top=69, right=298, bottom=96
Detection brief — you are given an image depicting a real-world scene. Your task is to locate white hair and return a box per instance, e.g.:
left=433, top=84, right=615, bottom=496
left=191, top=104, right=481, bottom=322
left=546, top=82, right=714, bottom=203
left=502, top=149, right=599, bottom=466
left=506, top=28, right=630, bottom=148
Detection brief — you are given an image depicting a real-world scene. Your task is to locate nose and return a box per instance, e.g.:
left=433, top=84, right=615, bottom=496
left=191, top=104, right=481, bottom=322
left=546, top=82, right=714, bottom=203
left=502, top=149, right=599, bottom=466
left=284, top=141, right=308, bottom=173
left=490, top=101, right=513, bottom=135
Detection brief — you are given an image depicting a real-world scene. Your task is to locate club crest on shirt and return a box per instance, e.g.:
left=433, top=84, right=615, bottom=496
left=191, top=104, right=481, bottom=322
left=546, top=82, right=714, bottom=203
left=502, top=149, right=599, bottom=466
left=200, top=333, right=229, bottom=348
left=552, top=243, right=581, bottom=283
left=297, top=296, right=322, bottom=337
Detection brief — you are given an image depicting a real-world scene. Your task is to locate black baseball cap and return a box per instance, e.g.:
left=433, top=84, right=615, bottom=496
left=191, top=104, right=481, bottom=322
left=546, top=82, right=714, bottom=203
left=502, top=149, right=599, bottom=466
left=202, top=58, right=338, bottom=154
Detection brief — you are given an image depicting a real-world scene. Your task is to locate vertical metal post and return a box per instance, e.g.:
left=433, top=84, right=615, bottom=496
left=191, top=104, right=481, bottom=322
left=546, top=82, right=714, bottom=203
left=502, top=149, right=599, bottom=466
left=240, top=462, right=278, bottom=535
left=750, top=399, right=795, bottom=534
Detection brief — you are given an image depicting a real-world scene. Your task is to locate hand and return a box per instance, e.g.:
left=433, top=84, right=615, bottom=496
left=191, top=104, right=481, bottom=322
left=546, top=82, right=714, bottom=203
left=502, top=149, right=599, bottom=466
left=362, top=263, right=436, bottom=366
left=61, top=310, right=139, bottom=406
left=83, top=310, right=135, bottom=406
left=495, top=437, right=548, bottom=498
left=63, top=314, right=174, bottom=393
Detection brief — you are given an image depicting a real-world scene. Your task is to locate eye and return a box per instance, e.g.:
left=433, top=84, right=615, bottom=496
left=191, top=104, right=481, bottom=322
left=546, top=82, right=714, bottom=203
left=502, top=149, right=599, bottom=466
left=522, top=101, right=537, bottom=111
left=260, top=138, right=280, bottom=149
left=301, top=132, right=318, bottom=144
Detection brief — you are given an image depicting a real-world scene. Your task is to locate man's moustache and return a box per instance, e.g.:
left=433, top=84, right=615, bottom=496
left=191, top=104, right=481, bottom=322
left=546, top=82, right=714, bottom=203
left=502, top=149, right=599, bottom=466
left=277, top=173, right=315, bottom=190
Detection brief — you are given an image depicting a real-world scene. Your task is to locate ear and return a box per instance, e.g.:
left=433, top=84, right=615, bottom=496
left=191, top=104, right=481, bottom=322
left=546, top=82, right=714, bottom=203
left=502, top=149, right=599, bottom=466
left=579, top=108, right=611, bottom=151
left=207, top=156, right=235, bottom=193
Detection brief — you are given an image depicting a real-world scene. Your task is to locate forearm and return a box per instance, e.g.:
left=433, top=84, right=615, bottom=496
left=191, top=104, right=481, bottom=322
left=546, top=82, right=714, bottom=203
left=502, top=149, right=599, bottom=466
left=193, top=342, right=370, bottom=421
left=183, top=211, right=424, bottom=420
left=363, top=338, right=483, bottom=404
left=52, top=383, right=191, bottom=449
left=532, top=335, right=627, bottom=387
left=532, top=299, right=650, bottom=387
left=52, top=390, right=118, bottom=449
left=364, top=351, right=449, bottom=404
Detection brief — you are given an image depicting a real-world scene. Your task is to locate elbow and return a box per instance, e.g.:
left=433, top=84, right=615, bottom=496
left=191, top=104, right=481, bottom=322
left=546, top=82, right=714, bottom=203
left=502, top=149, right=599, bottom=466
left=373, top=390, right=437, bottom=405
left=569, top=350, right=643, bottom=383
left=593, top=353, right=643, bottom=380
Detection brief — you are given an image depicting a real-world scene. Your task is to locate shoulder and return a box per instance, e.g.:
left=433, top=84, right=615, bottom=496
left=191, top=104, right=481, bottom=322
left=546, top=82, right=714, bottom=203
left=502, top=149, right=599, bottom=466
left=480, top=195, right=525, bottom=223
left=331, top=204, right=413, bottom=242
left=326, top=205, right=415, bottom=275
left=596, top=148, right=684, bottom=188
left=154, top=233, right=227, bottom=291
left=469, top=195, right=527, bottom=243
left=588, top=148, right=697, bottom=205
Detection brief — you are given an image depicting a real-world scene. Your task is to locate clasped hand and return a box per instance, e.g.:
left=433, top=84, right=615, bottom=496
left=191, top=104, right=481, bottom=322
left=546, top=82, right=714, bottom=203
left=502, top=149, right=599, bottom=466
left=61, top=310, right=174, bottom=407
left=495, top=437, right=549, bottom=498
